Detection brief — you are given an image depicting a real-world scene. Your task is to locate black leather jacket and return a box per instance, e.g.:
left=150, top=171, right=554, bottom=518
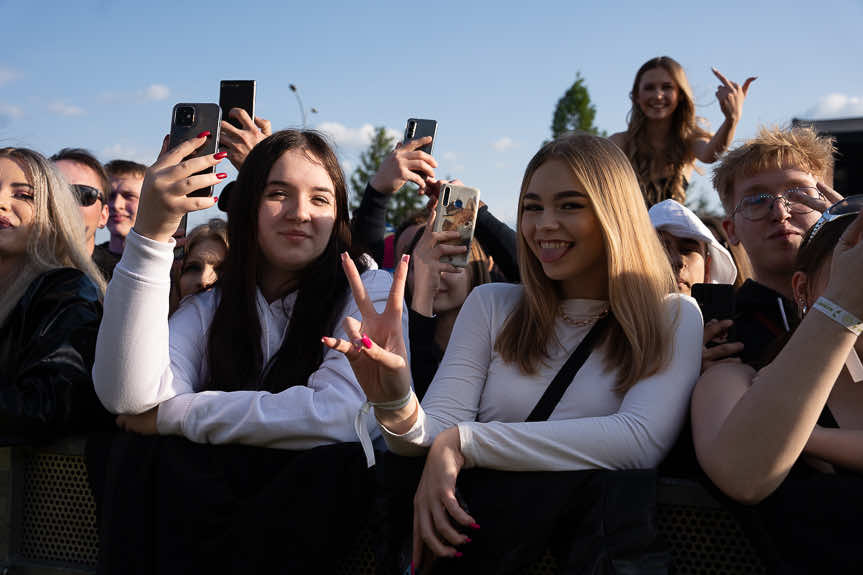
left=0, top=268, right=113, bottom=445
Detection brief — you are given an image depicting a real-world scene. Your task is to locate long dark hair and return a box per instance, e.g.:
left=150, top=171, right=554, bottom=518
left=206, top=130, right=367, bottom=393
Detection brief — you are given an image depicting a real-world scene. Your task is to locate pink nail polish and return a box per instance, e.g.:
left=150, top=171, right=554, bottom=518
left=455, top=551, right=463, bottom=558
left=361, top=334, right=372, bottom=349
left=470, top=523, right=481, bottom=530
left=464, top=537, right=472, bottom=543
left=410, top=562, right=415, bottom=575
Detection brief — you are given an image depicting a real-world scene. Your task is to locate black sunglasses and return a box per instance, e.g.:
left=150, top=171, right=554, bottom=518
left=71, top=184, right=103, bottom=207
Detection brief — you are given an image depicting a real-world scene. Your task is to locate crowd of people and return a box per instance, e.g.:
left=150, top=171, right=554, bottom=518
left=1, top=56, right=862, bottom=574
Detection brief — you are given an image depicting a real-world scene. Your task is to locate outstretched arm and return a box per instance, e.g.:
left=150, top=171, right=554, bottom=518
left=692, top=213, right=863, bottom=503
left=692, top=68, right=756, bottom=163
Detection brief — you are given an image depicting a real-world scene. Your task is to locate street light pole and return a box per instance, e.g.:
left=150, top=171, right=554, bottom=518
left=289, top=84, right=307, bottom=128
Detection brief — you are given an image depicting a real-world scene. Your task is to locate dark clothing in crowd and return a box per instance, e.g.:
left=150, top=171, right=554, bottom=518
left=92, top=242, right=121, bottom=282
left=728, top=402, right=862, bottom=574
left=733, top=279, right=799, bottom=368
left=0, top=268, right=112, bottom=445
left=407, top=309, right=443, bottom=400
left=351, top=183, right=519, bottom=281
left=87, top=433, right=373, bottom=575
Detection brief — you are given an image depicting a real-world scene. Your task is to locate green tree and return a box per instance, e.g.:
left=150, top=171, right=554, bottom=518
left=551, top=72, right=604, bottom=138
left=349, top=125, right=424, bottom=226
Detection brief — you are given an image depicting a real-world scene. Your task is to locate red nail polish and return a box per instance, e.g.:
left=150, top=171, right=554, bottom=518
left=197, top=130, right=211, bottom=138
left=214, top=151, right=228, bottom=159
left=361, top=334, right=372, bottom=349
left=216, top=173, right=228, bottom=179
left=470, top=523, right=481, bottom=530
left=455, top=551, right=463, bottom=558
left=212, top=196, right=219, bottom=203
left=464, top=537, right=472, bottom=543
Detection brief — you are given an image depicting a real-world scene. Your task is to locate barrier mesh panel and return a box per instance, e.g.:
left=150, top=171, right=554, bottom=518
left=657, top=503, right=766, bottom=574
left=19, top=451, right=99, bottom=567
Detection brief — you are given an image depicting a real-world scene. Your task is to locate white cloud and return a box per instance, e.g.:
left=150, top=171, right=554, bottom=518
left=0, top=66, right=18, bottom=86
left=316, top=122, right=400, bottom=152
left=491, top=137, right=515, bottom=152
left=0, top=103, right=23, bottom=118
left=144, top=84, right=170, bottom=101
left=49, top=101, right=85, bottom=116
left=805, top=93, right=863, bottom=119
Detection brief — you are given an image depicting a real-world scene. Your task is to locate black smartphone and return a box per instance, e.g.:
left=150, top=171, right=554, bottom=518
left=169, top=103, right=221, bottom=197
left=219, top=80, right=256, bottom=129
left=404, top=118, right=436, bottom=154
left=691, top=283, right=737, bottom=346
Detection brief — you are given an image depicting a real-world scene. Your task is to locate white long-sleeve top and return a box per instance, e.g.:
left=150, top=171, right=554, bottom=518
left=93, top=229, right=397, bottom=457
left=382, top=283, right=703, bottom=471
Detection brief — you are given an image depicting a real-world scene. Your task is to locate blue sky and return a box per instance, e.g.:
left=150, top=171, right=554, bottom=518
left=3, top=0, right=863, bottom=242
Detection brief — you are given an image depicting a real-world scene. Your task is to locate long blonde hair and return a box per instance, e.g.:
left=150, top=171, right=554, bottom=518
left=0, top=148, right=106, bottom=325
left=623, top=56, right=710, bottom=205
left=494, top=132, right=678, bottom=393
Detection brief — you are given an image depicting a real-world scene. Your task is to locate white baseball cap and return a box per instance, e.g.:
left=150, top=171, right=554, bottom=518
left=648, top=199, right=737, bottom=286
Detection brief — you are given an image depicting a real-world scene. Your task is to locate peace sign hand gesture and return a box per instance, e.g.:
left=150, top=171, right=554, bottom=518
left=323, top=253, right=417, bottom=430
left=712, top=67, right=756, bottom=125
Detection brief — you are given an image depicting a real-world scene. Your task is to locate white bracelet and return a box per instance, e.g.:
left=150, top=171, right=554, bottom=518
left=813, top=297, right=863, bottom=337
left=369, top=389, right=415, bottom=411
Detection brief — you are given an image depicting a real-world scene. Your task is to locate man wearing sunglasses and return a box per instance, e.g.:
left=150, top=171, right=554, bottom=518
left=51, top=149, right=111, bottom=266
left=711, top=126, right=843, bottom=366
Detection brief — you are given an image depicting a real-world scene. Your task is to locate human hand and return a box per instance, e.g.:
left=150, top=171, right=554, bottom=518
left=701, top=319, right=743, bottom=373
left=134, top=134, right=225, bottom=243
left=824, top=212, right=863, bottom=319
left=411, top=198, right=468, bottom=317
left=370, top=137, right=437, bottom=194
left=791, top=180, right=845, bottom=215
left=116, top=406, right=159, bottom=435
left=712, top=68, right=756, bottom=124
left=219, top=108, right=272, bottom=170
left=323, top=253, right=412, bottom=407
left=424, top=178, right=464, bottom=201
left=413, top=427, right=476, bottom=569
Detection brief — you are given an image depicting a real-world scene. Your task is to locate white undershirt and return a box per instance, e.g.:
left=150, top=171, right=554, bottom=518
left=93, top=229, right=398, bottom=455
left=381, top=283, right=704, bottom=471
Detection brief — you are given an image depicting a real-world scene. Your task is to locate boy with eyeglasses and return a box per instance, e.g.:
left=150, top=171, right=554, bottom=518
left=712, top=125, right=842, bottom=366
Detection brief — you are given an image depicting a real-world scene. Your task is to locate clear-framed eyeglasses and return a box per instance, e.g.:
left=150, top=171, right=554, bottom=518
left=802, top=194, right=863, bottom=248
left=731, top=187, right=823, bottom=221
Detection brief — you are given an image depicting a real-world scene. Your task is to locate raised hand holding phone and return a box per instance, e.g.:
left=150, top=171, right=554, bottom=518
left=219, top=108, right=272, bottom=170
left=133, top=134, right=226, bottom=243
left=411, top=197, right=467, bottom=317
left=370, top=136, right=437, bottom=193
left=322, top=253, right=417, bottom=432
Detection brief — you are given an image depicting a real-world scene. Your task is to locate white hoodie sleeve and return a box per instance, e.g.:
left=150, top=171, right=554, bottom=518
left=93, top=230, right=194, bottom=414
left=94, top=230, right=399, bottom=450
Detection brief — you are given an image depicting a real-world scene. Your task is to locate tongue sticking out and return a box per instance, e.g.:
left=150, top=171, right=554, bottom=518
left=539, top=243, right=571, bottom=263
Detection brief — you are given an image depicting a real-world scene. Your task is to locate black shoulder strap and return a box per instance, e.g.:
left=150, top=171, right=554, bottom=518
left=526, top=314, right=610, bottom=423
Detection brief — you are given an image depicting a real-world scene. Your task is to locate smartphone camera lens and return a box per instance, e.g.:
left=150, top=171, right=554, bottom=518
left=407, top=121, right=416, bottom=139
left=175, top=106, right=196, bottom=127
left=442, top=186, right=451, bottom=206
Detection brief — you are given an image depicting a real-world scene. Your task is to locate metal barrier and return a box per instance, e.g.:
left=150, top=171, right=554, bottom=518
left=1, top=440, right=766, bottom=574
